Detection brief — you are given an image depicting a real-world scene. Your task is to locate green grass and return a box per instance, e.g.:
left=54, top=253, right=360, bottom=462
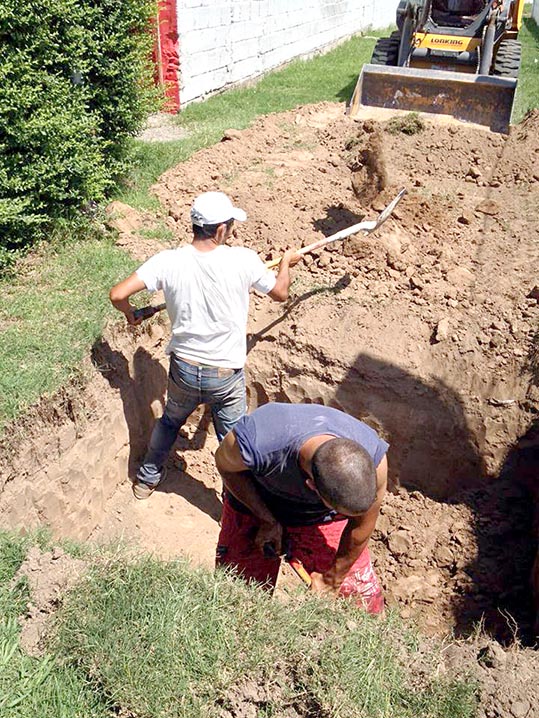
left=51, top=552, right=476, bottom=718
left=0, top=531, right=109, bottom=718
left=0, top=234, right=137, bottom=431
left=0, top=533, right=476, bottom=718
left=513, top=13, right=539, bottom=121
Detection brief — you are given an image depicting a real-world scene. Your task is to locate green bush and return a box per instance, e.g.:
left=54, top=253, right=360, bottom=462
left=0, top=0, right=157, bottom=262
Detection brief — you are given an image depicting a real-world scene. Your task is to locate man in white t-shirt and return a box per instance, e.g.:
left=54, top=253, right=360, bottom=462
left=110, top=191, right=296, bottom=499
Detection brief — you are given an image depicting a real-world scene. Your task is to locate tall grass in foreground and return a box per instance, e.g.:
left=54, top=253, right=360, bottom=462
left=52, top=554, right=476, bottom=718
left=0, top=533, right=476, bottom=717
left=0, top=532, right=107, bottom=718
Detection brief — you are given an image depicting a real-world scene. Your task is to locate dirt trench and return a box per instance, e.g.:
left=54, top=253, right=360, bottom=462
left=1, top=102, right=539, bottom=716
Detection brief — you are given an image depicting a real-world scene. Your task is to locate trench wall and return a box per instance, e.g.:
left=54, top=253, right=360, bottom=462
left=177, top=0, right=396, bottom=104
left=0, top=326, right=169, bottom=541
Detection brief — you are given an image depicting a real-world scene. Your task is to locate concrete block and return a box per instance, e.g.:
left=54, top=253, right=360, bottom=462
left=231, top=37, right=261, bottom=63
left=231, top=1, right=253, bottom=23
left=186, top=5, right=231, bottom=30
left=230, top=19, right=262, bottom=43
left=230, top=57, right=260, bottom=83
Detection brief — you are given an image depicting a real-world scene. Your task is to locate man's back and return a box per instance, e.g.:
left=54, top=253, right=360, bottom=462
left=136, top=244, right=275, bottom=368
left=232, top=403, right=389, bottom=524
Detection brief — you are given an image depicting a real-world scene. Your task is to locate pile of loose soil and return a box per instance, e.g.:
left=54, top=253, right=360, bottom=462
left=1, top=103, right=538, bottom=716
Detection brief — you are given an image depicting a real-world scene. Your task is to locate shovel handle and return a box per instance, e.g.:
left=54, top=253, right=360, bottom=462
left=265, top=221, right=370, bottom=269
left=287, top=557, right=312, bottom=587
left=263, top=542, right=312, bottom=588
left=265, top=188, right=407, bottom=269
left=133, top=302, right=167, bottom=321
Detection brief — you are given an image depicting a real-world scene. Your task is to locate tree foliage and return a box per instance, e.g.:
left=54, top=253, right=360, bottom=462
left=0, top=0, right=157, bottom=264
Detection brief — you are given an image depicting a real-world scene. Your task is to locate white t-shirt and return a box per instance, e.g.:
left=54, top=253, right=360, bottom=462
left=136, top=244, right=276, bottom=368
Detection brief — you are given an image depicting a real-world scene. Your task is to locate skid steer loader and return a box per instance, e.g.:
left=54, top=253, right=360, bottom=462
left=349, top=0, right=524, bottom=132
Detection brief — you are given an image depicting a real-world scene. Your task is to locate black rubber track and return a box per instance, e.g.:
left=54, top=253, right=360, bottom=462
left=371, top=32, right=400, bottom=66
left=492, top=39, right=521, bottom=78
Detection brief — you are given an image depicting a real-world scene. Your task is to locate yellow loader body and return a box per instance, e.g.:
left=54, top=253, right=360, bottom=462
left=349, top=0, right=525, bottom=132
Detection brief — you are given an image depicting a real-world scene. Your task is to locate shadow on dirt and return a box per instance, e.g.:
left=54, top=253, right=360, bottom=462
left=312, top=205, right=365, bottom=237
left=333, top=353, right=537, bottom=643
left=93, top=339, right=223, bottom=521
left=92, top=339, right=167, bottom=478
left=247, top=275, right=352, bottom=353
left=499, top=417, right=539, bottom=641
left=158, top=467, right=222, bottom=523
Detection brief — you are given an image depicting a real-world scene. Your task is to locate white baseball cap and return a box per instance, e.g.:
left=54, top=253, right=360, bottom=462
left=190, top=192, right=247, bottom=227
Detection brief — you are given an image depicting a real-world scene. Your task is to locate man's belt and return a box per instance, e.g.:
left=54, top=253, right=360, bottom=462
left=177, top=356, right=237, bottom=377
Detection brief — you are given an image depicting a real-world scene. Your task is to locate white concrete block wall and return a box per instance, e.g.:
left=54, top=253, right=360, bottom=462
left=533, top=0, right=539, bottom=25
left=177, top=0, right=397, bottom=105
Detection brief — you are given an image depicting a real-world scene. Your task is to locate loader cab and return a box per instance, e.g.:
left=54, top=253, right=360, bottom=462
left=396, top=0, right=491, bottom=37
left=430, top=1, right=486, bottom=27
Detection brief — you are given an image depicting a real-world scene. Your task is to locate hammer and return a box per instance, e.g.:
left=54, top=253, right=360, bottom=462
left=263, top=540, right=312, bottom=587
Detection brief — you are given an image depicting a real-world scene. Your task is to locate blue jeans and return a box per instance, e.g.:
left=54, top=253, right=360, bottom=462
left=137, top=355, right=246, bottom=486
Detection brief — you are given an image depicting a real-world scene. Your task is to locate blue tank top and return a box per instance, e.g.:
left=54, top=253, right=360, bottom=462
left=233, top=403, right=389, bottom=526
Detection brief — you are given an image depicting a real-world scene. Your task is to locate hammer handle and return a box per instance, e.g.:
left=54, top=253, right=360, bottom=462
left=133, top=302, right=167, bottom=321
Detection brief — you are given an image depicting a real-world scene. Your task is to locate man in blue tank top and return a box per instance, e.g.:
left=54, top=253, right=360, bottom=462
left=215, top=402, right=389, bottom=613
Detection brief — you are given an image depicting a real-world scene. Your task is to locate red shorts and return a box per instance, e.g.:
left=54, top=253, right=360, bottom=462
left=216, top=497, right=384, bottom=614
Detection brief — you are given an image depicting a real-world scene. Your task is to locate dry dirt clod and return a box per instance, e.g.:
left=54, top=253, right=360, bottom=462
left=446, top=266, right=475, bottom=287
left=510, top=700, right=531, bottom=718
left=388, top=529, right=414, bottom=556
left=458, top=211, right=474, bottom=225
left=475, top=199, right=501, bottom=216
left=477, top=642, right=507, bottom=669
left=434, top=318, right=450, bottom=343
left=222, top=128, right=242, bottom=141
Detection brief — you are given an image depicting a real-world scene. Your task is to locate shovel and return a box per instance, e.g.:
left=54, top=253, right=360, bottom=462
left=263, top=541, right=312, bottom=588
left=266, top=187, right=407, bottom=269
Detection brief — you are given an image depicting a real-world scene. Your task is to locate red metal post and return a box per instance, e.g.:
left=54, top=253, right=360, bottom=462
left=154, top=0, right=180, bottom=112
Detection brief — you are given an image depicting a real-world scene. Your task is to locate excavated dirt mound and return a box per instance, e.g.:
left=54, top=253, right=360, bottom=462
left=1, top=103, right=538, bottom=716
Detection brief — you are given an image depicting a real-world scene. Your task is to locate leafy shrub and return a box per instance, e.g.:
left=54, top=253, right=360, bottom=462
left=0, top=0, right=158, bottom=262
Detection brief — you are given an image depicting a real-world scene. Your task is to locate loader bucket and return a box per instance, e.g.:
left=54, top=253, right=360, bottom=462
left=348, top=64, right=517, bottom=133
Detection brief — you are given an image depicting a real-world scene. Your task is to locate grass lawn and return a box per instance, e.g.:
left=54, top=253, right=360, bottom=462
left=513, top=13, right=539, bottom=122
left=0, top=531, right=477, bottom=718
left=0, top=234, right=137, bottom=433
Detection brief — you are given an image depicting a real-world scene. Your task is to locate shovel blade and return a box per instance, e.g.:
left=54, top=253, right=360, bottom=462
left=349, top=64, right=517, bottom=134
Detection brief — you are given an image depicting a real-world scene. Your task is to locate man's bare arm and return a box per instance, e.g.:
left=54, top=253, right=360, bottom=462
left=268, top=250, right=299, bottom=302
left=216, top=432, right=283, bottom=553
left=109, top=273, right=147, bottom=325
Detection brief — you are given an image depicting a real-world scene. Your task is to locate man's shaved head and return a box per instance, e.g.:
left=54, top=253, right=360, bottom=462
left=311, top=438, right=376, bottom=515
